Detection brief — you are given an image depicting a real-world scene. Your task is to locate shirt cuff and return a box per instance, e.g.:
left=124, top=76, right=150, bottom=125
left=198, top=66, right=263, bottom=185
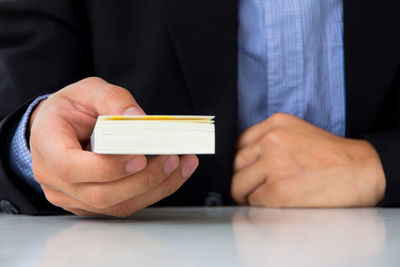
left=8, top=94, right=51, bottom=194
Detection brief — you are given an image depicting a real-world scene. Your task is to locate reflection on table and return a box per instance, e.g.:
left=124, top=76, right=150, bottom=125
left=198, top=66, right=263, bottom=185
left=1, top=207, right=399, bottom=267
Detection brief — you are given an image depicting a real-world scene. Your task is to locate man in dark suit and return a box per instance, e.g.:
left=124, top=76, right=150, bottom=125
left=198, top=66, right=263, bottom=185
left=0, top=1, right=399, bottom=216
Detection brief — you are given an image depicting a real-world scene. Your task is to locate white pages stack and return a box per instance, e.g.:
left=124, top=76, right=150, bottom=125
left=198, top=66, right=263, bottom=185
left=90, top=115, right=215, bottom=155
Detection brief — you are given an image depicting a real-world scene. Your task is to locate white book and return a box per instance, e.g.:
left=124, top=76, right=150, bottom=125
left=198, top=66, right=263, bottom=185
left=90, top=115, right=215, bottom=155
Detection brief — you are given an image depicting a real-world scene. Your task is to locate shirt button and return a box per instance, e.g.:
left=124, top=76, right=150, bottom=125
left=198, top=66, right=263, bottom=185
left=204, top=192, right=224, bottom=206
left=0, top=200, right=19, bottom=214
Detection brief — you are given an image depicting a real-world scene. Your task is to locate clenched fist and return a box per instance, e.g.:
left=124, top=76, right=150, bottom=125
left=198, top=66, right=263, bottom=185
left=232, top=113, right=386, bottom=208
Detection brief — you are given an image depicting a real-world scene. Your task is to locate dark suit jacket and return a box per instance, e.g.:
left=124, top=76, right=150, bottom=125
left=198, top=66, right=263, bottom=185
left=0, top=0, right=400, bottom=215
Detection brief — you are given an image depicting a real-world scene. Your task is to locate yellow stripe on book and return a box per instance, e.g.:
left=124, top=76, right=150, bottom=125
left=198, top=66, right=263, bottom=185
left=102, top=115, right=213, bottom=121
left=105, top=116, right=174, bottom=120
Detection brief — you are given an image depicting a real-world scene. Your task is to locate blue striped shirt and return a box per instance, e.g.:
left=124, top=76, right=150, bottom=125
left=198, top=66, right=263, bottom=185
left=238, top=0, right=345, bottom=134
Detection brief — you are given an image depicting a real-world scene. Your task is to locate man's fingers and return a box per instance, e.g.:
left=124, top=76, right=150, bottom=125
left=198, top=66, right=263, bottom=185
left=41, top=185, right=87, bottom=210
left=231, top=160, right=268, bottom=205
left=236, top=112, right=292, bottom=150
left=41, top=155, right=198, bottom=217
left=39, top=145, right=147, bottom=184
left=41, top=185, right=103, bottom=215
left=234, top=142, right=262, bottom=172
left=56, top=150, right=147, bottom=183
left=102, top=155, right=199, bottom=217
left=73, top=155, right=180, bottom=209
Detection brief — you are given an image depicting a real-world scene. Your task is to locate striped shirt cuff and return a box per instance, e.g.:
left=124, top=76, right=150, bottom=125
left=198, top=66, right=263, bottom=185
left=8, top=94, right=51, bottom=194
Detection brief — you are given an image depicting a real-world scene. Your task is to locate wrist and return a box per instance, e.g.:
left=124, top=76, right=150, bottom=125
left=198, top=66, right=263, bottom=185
left=348, top=139, right=386, bottom=206
left=27, top=99, right=47, bottom=143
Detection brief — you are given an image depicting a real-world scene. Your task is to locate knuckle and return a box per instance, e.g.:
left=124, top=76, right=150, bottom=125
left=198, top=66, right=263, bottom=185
left=262, top=128, right=285, bottom=145
left=82, top=76, right=105, bottom=84
left=235, top=144, right=260, bottom=168
left=102, top=86, right=131, bottom=107
left=268, top=112, right=288, bottom=125
left=73, top=77, right=106, bottom=90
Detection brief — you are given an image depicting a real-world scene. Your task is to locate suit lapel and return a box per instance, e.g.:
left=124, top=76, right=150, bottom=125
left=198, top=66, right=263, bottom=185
left=161, top=0, right=238, bottom=197
left=343, top=0, right=400, bottom=136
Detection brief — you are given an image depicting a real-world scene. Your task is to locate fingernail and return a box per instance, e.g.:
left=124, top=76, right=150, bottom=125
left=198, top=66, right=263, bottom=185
left=126, top=156, right=146, bottom=173
left=163, top=155, right=179, bottom=176
left=181, top=156, right=199, bottom=178
left=123, top=107, right=145, bottom=116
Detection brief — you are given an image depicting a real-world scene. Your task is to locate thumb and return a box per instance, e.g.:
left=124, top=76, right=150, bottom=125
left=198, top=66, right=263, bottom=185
left=65, top=77, right=146, bottom=116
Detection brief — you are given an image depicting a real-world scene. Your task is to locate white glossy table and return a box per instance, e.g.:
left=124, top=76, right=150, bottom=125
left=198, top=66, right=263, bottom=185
left=0, top=207, right=399, bottom=267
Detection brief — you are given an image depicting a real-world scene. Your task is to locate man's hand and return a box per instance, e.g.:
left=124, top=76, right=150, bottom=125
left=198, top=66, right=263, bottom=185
left=232, top=113, right=386, bottom=207
left=29, top=77, right=199, bottom=217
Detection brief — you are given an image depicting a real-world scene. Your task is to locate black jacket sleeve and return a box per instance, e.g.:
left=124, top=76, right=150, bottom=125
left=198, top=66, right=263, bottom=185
left=0, top=0, right=93, bottom=214
left=364, top=131, right=400, bottom=207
